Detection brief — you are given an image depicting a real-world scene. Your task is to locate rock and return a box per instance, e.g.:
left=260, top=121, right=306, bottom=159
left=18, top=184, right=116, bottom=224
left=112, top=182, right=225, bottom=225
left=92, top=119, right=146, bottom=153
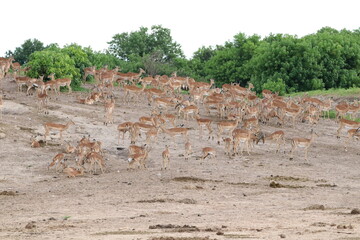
left=280, top=233, right=286, bottom=238
left=351, top=208, right=360, bottom=214
left=25, top=221, right=36, bottom=229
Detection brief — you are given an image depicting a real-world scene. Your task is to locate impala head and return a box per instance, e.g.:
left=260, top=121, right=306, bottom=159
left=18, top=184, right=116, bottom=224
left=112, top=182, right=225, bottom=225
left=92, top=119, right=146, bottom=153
left=310, top=129, right=319, bottom=137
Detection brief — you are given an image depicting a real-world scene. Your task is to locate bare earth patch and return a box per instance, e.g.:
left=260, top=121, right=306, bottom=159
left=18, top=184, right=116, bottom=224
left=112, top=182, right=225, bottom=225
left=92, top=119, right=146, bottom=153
left=0, top=82, right=359, bottom=239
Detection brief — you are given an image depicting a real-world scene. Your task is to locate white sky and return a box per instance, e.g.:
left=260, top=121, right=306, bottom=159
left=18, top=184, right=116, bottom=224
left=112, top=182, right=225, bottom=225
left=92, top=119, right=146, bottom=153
left=1, top=0, right=359, bottom=59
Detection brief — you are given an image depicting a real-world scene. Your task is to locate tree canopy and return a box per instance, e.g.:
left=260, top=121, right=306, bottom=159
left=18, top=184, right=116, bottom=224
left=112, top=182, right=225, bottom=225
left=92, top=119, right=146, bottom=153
left=7, top=26, right=360, bottom=94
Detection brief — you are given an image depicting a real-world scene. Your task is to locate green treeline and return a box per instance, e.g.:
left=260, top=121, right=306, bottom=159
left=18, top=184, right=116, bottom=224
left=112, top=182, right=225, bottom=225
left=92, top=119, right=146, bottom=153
left=5, top=26, right=360, bottom=94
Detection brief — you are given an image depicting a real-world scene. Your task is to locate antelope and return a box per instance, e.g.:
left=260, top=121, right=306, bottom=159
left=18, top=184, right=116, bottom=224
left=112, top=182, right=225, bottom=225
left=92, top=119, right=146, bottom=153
left=128, top=144, right=146, bottom=155
left=281, top=106, right=302, bottom=126
left=83, top=66, right=96, bottom=81
left=145, top=127, right=159, bottom=145
left=336, top=119, right=360, bottom=138
left=201, top=147, right=217, bottom=162
left=320, top=98, right=333, bottom=118
left=64, top=141, right=76, bottom=154
left=77, top=137, right=103, bottom=155
left=232, top=129, right=253, bottom=156
left=184, top=141, right=192, bottom=160
left=153, top=97, right=177, bottom=112
left=117, top=122, right=134, bottom=144
left=348, top=101, right=360, bottom=119
left=223, top=137, right=232, bottom=156
left=77, top=95, right=94, bottom=105
left=162, top=145, right=170, bottom=170
left=46, top=73, right=60, bottom=94
left=104, top=97, right=115, bottom=125
left=85, top=152, right=106, bottom=174
left=63, top=167, right=85, bottom=178
left=344, top=127, right=360, bottom=151
left=44, top=120, right=75, bottom=143
left=144, top=87, right=165, bottom=104
left=30, top=136, right=41, bottom=148
left=335, top=102, right=349, bottom=121
left=264, top=130, right=285, bottom=153
left=160, top=126, right=190, bottom=143
left=55, top=76, right=72, bottom=94
left=178, top=105, right=199, bottom=121
left=289, top=130, right=318, bottom=162
left=48, top=153, right=66, bottom=172
left=37, top=88, right=49, bottom=114
left=243, top=117, right=259, bottom=131
left=127, top=148, right=150, bottom=170
left=115, top=68, right=145, bottom=85
left=217, top=118, right=240, bottom=144
left=196, top=117, right=213, bottom=139
left=123, top=83, right=146, bottom=104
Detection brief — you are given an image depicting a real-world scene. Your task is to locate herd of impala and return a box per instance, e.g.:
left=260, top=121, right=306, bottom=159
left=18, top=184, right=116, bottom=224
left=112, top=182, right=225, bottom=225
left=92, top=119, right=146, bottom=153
left=0, top=56, right=360, bottom=178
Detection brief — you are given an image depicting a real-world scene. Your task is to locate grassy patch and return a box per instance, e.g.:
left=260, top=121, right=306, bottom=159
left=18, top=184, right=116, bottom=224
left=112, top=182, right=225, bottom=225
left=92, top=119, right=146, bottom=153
left=287, top=87, right=360, bottom=97
left=72, top=86, right=91, bottom=92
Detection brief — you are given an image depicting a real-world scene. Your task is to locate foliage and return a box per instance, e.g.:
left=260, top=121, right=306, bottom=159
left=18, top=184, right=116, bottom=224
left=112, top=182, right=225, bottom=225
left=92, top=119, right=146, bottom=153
left=7, top=26, right=360, bottom=94
left=262, top=78, right=286, bottom=96
left=27, top=50, right=80, bottom=87
left=108, top=25, right=184, bottom=62
left=6, top=38, right=45, bottom=64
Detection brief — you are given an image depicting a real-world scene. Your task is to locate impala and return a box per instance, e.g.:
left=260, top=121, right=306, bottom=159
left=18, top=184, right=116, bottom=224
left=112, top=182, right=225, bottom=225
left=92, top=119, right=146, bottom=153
left=145, top=126, right=159, bottom=145
left=37, top=88, right=49, bottom=114
left=335, top=102, right=349, bottom=120
left=217, top=118, right=240, bottom=144
left=44, top=120, right=75, bottom=143
left=289, top=130, right=318, bottom=162
left=63, top=167, right=85, bottom=178
left=336, top=119, right=360, bottom=138
left=123, top=83, right=146, bottom=104
left=264, top=130, right=285, bottom=153
left=83, top=66, right=96, bottom=81
left=128, top=148, right=150, bottom=170
left=160, top=126, right=189, bottom=143
left=344, top=127, right=360, bottom=151
left=117, top=121, right=134, bottom=144
left=48, top=153, right=66, bottom=172
left=223, top=137, right=232, bottom=156
left=201, top=147, right=217, bottom=162
left=195, top=117, right=213, bottom=139
left=104, top=97, right=115, bottom=125
left=115, top=68, right=145, bottom=85
left=178, top=105, right=199, bottom=121
left=162, top=145, right=170, bottom=170
left=184, top=141, right=192, bottom=160
left=232, top=129, right=253, bottom=156
left=85, top=152, right=106, bottom=174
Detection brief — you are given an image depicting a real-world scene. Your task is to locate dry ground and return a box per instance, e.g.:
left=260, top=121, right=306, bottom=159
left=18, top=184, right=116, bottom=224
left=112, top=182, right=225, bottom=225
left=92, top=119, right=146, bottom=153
left=0, top=82, right=360, bottom=240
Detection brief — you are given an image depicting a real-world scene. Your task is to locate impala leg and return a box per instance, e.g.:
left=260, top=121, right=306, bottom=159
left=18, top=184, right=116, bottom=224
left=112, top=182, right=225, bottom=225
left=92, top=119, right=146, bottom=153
left=290, top=144, right=296, bottom=160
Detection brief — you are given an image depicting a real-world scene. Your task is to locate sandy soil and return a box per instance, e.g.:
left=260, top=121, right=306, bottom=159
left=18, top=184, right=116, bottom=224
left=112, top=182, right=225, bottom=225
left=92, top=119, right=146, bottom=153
left=0, top=82, right=360, bottom=240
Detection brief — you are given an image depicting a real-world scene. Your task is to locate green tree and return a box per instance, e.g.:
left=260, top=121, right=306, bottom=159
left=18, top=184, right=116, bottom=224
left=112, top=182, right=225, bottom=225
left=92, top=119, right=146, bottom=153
left=6, top=38, right=45, bottom=64
left=27, top=50, right=80, bottom=87
left=108, top=25, right=184, bottom=63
